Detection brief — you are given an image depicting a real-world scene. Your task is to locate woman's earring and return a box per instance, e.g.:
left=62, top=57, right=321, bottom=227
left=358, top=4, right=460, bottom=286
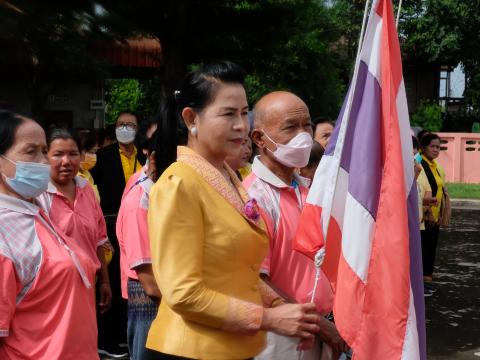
left=190, top=126, right=198, bottom=137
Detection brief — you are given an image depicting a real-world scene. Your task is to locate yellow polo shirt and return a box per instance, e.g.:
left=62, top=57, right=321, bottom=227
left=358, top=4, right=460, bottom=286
left=119, top=146, right=142, bottom=183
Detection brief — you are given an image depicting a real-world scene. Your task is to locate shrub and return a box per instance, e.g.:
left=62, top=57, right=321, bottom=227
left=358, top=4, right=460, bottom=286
left=411, top=100, right=444, bottom=131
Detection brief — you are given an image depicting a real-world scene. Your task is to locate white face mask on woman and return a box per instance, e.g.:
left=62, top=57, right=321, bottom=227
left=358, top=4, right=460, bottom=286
left=263, top=131, right=313, bottom=168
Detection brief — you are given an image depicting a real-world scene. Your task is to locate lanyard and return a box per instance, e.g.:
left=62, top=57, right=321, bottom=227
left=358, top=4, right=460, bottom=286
left=292, top=180, right=303, bottom=209
left=128, top=175, right=149, bottom=194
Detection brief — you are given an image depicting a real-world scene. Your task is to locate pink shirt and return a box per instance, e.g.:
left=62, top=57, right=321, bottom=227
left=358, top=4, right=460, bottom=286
left=116, top=170, right=153, bottom=299
left=0, top=194, right=98, bottom=359
left=122, top=167, right=145, bottom=202
left=37, top=177, right=108, bottom=270
left=244, top=157, right=333, bottom=314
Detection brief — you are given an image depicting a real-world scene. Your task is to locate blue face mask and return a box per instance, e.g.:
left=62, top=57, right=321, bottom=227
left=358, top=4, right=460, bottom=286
left=1, top=156, right=51, bottom=199
left=414, top=152, right=423, bottom=164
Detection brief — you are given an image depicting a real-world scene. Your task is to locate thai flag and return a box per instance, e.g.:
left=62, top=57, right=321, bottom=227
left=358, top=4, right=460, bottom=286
left=294, top=0, right=426, bottom=359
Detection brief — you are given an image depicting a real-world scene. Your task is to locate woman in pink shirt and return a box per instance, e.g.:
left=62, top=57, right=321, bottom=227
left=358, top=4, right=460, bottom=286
left=117, top=132, right=162, bottom=360
left=0, top=110, right=99, bottom=359
left=38, top=128, right=113, bottom=314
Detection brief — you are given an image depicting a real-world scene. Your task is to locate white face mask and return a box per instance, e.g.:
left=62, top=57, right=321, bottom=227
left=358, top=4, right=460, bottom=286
left=263, top=131, right=313, bottom=168
left=115, top=126, right=136, bottom=144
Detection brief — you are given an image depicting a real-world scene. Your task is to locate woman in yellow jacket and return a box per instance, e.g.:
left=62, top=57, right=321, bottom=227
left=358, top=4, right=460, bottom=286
left=419, top=133, right=446, bottom=282
left=146, top=61, right=321, bottom=360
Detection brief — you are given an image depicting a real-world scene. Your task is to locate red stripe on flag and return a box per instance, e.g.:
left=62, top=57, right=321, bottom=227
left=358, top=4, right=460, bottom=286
left=294, top=204, right=343, bottom=289
left=333, top=252, right=365, bottom=347
left=322, top=215, right=342, bottom=289
left=293, top=204, right=324, bottom=259
left=376, top=0, right=403, bottom=93
left=350, top=0, right=411, bottom=358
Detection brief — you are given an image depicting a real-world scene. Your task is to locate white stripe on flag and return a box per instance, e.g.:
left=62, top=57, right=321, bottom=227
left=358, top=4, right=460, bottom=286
left=341, top=193, right=375, bottom=283
left=331, top=167, right=349, bottom=232
left=360, top=10, right=383, bottom=83
left=401, top=288, right=421, bottom=360
left=309, top=156, right=349, bottom=235
left=397, top=79, right=415, bottom=197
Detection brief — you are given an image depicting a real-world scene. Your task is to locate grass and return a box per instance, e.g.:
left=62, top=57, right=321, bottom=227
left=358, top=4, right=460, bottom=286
left=446, top=183, right=480, bottom=199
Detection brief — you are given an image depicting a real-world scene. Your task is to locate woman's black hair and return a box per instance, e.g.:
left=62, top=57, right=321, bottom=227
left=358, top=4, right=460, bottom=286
left=420, top=133, right=440, bottom=149
left=417, top=130, right=429, bottom=142
left=412, top=136, right=419, bottom=150
left=134, top=115, right=157, bottom=165
left=307, top=141, right=325, bottom=167
left=0, top=110, right=27, bottom=155
left=97, top=124, right=116, bottom=147
left=79, top=130, right=98, bottom=153
left=47, top=128, right=82, bottom=152
left=154, top=61, right=246, bottom=176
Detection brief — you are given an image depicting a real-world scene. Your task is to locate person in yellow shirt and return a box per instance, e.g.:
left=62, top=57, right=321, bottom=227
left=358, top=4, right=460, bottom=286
left=419, top=133, right=447, bottom=282
left=147, top=61, right=322, bottom=360
left=225, top=136, right=253, bottom=180
left=77, top=130, right=100, bottom=200
left=91, top=111, right=144, bottom=359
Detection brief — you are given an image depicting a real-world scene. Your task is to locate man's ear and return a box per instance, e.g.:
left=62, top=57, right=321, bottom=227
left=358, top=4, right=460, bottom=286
left=251, top=129, right=265, bottom=149
left=181, top=107, right=197, bottom=131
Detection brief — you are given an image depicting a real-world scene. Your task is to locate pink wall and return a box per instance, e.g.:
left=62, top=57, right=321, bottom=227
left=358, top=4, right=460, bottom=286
left=436, top=133, right=480, bottom=184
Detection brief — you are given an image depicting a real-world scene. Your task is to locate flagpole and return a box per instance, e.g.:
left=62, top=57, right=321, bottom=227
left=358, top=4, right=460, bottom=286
left=297, top=3, right=374, bottom=358
left=298, top=4, right=373, bottom=358
left=396, top=0, right=403, bottom=28
left=309, top=0, right=373, bottom=304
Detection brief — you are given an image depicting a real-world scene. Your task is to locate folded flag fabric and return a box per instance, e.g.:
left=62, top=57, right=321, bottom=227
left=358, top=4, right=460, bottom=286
left=294, top=0, right=426, bottom=358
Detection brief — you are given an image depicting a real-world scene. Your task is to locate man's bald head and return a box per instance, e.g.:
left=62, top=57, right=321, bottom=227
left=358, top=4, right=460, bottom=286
left=253, top=91, right=309, bottom=129
left=250, top=91, right=313, bottom=171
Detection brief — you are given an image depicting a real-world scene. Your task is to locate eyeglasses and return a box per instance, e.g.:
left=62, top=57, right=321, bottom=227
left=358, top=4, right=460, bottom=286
left=116, top=122, right=137, bottom=129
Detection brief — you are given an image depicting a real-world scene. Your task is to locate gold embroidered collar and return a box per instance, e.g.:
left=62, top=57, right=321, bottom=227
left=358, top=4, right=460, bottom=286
left=177, top=146, right=261, bottom=227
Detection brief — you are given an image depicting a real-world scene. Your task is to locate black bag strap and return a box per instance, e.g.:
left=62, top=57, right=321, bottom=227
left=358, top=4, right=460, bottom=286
left=421, top=159, right=439, bottom=197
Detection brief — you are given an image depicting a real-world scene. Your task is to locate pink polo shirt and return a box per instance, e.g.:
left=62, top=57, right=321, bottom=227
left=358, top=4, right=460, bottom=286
left=116, top=170, right=153, bottom=299
left=244, top=157, right=333, bottom=315
left=37, top=177, right=108, bottom=270
left=0, top=194, right=98, bottom=359
left=122, top=167, right=145, bottom=202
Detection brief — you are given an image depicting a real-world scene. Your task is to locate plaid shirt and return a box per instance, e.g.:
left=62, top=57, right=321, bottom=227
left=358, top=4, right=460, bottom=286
left=0, top=193, right=98, bottom=359
left=0, top=194, right=42, bottom=309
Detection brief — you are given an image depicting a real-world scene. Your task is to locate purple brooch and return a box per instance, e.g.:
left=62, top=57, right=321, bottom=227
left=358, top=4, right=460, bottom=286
left=244, top=198, right=260, bottom=221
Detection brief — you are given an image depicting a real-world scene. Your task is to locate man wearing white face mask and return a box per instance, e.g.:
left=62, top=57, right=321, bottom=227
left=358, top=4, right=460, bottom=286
left=91, top=110, right=143, bottom=359
left=244, top=92, right=347, bottom=360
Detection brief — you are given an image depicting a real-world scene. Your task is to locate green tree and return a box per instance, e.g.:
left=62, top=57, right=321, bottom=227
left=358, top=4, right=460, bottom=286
left=0, top=1, right=121, bottom=123
left=399, top=0, right=480, bottom=116
left=94, top=0, right=346, bottom=117
left=410, top=100, right=444, bottom=131
left=1, top=0, right=350, bottom=120
left=104, top=79, right=142, bottom=124
left=104, top=78, right=163, bottom=124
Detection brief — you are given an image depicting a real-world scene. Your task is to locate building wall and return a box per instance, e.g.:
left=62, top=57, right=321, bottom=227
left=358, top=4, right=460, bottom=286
left=403, top=63, right=440, bottom=114
left=0, top=80, right=105, bottom=129
left=437, top=133, right=480, bottom=184
left=0, top=82, right=32, bottom=116
left=43, top=83, right=105, bottom=129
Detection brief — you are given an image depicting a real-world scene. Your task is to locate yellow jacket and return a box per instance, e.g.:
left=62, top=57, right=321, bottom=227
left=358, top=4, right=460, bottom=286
left=147, top=148, right=268, bottom=359
left=77, top=168, right=100, bottom=201
left=421, top=156, right=445, bottom=222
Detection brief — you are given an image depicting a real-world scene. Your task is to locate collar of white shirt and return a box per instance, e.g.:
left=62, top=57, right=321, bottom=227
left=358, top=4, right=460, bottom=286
left=251, top=156, right=310, bottom=189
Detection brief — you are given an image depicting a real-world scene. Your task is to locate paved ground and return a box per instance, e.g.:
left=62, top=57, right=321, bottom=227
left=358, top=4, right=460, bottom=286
left=426, top=207, right=480, bottom=359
